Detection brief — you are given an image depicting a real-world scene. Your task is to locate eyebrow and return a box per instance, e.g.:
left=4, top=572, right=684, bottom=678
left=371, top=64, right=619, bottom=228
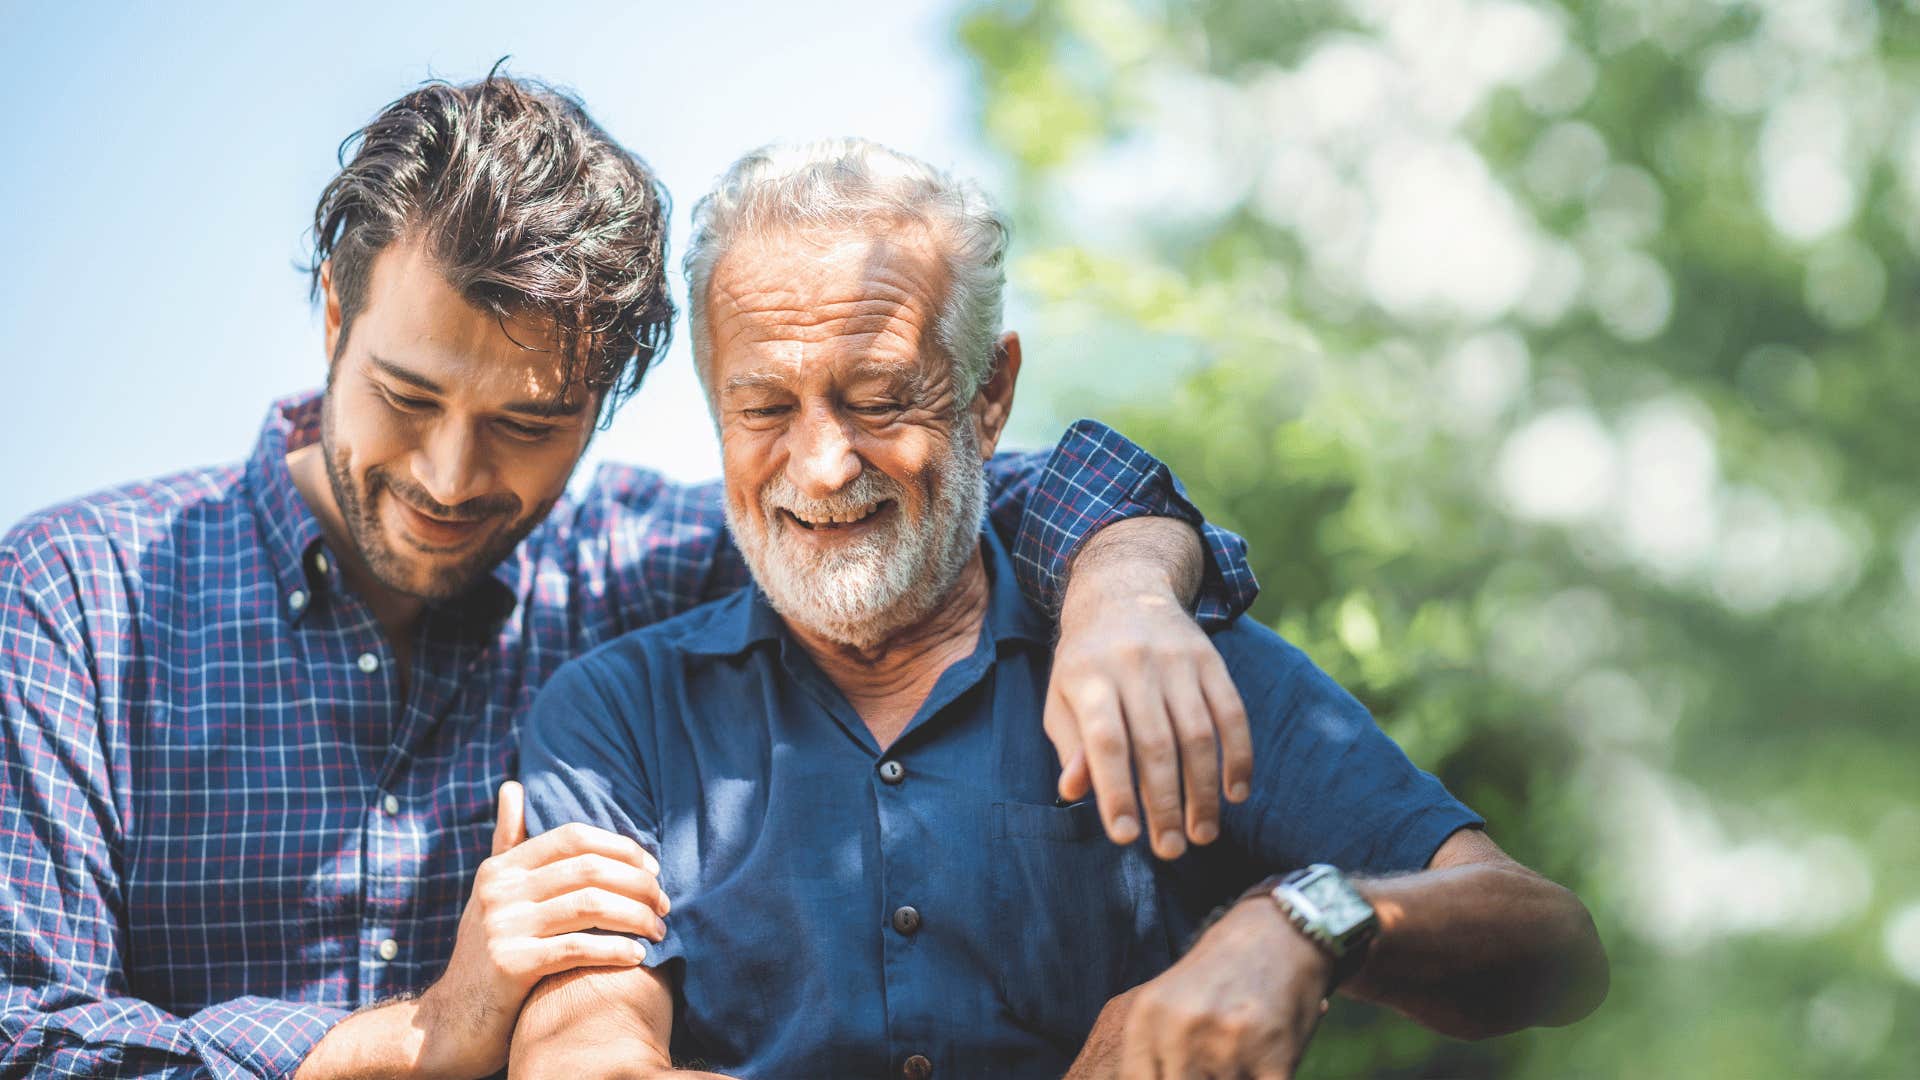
left=721, top=370, right=790, bottom=396
left=720, top=361, right=926, bottom=397
left=369, top=355, right=587, bottom=419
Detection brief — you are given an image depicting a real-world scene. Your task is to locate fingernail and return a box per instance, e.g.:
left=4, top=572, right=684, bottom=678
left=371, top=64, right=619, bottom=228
left=1192, top=821, right=1218, bottom=845
left=1159, top=831, right=1188, bottom=859
left=659, top=894, right=672, bottom=915
left=1229, top=782, right=1250, bottom=802
left=1112, top=815, right=1139, bottom=843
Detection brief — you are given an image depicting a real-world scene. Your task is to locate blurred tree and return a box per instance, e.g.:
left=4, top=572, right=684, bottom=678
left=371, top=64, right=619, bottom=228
left=958, top=0, right=1920, bottom=1075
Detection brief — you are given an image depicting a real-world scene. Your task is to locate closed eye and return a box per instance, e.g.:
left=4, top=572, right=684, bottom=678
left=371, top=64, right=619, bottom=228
left=497, top=418, right=555, bottom=441
left=379, top=387, right=435, bottom=413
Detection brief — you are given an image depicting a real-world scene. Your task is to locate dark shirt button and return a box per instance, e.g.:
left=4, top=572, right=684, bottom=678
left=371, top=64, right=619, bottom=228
left=878, top=759, right=906, bottom=784
left=891, top=905, right=921, bottom=936
left=901, top=1053, right=933, bottom=1080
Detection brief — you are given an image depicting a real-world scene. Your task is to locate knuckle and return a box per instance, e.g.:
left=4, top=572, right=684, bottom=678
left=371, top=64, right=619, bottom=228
left=1133, top=732, right=1176, bottom=764
left=1177, top=725, right=1217, bottom=754
left=1084, top=725, right=1129, bottom=758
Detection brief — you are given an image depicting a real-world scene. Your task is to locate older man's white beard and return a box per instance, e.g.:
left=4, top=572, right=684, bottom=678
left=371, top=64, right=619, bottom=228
left=727, top=424, right=987, bottom=651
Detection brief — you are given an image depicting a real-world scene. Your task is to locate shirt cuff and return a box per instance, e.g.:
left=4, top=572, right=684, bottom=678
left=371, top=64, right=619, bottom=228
left=1013, top=419, right=1259, bottom=628
left=183, top=997, right=350, bottom=1080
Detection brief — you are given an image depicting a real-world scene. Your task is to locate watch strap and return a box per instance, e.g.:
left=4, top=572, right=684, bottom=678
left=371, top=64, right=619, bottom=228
left=1187, top=870, right=1376, bottom=989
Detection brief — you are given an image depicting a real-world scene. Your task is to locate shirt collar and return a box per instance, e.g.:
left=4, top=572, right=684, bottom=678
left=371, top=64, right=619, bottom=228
left=683, top=526, right=1050, bottom=658
left=243, top=388, right=519, bottom=627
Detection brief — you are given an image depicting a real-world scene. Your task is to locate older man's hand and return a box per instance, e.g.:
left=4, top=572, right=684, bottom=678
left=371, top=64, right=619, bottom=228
left=1048, top=517, right=1253, bottom=860
left=1113, top=897, right=1331, bottom=1080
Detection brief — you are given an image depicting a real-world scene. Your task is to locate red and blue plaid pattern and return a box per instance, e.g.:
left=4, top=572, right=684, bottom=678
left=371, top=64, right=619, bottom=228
left=0, top=390, right=1254, bottom=1078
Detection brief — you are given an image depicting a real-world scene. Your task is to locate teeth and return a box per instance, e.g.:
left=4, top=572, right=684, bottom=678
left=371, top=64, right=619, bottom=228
left=790, top=503, right=879, bottom=526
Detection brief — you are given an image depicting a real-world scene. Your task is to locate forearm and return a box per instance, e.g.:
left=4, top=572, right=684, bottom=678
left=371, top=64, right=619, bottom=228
left=1064, top=517, right=1204, bottom=615
left=1064, top=985, right=1142, bottom=1079
left=510, top=967, right=731, bottom=1080
left=1343, top=857, right=1609, bottom=1038
left=294, top=998, right=430, bottom=1080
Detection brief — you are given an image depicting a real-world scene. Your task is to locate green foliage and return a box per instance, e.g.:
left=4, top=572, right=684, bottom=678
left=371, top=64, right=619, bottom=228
left=959, top=0, right=1920, bottom=1074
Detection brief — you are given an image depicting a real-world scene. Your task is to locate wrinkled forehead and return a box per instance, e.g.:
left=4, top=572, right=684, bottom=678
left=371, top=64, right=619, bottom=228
left=701, top=225, right=954, bottom=384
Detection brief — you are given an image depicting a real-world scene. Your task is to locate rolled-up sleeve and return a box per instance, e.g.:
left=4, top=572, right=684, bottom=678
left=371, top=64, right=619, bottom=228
left=0, top=527, right=346, bottom=1080
left=518, top=653, right=684, bottom=973
left=1214, top=620, right=1483, bottom=875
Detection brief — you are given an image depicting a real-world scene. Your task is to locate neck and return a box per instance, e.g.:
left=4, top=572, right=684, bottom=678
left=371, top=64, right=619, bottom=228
left=784, top=549, right=990, bottom=748
left=286, top=443, right=426, bottom=645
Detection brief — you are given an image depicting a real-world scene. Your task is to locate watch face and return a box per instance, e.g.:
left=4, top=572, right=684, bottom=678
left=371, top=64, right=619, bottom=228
left=1298, top=871, right=1373, bottom=933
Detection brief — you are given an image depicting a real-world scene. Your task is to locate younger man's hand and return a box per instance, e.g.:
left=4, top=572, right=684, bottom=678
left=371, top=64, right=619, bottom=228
left=414, top=781, right=670, bottom=1079
left=1047, top=517, right=1253, bottom=861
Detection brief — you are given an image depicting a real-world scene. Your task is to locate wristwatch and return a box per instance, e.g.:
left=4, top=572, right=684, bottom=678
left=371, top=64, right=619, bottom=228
left=1262, top=864, right=1378, bottom=988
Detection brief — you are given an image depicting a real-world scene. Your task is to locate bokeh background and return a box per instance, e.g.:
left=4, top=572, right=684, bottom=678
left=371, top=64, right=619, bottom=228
left=6, top=1, right=1918, bottom=1076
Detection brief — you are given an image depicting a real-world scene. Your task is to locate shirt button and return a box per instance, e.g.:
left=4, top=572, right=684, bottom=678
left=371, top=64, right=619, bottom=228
left=381, top=794, right=401, bottom=816
left=357, top=652, right=381, bottom=674
left=376, top=938, right=399, bottom=961
left=891, top=905, right=921, bottom=936
left=288, top=589, right=308, bottom=612
left=878, top=759, right=906, bottom=785
left=901, top=1054, right=933, bottom=1080
left=314, top=552, right=330, bottom=575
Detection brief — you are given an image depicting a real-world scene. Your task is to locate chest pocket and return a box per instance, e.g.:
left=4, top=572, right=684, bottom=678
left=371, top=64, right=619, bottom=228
left=988, top=800, right=1174, bottom=1055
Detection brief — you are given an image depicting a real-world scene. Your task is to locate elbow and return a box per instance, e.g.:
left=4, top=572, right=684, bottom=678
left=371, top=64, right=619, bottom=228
left=1505, top=881, right=1608, bottom=1033
left=1436, top=882, right=1611, bottom=1041
left=1541, top=892, right=1610, bottom=1028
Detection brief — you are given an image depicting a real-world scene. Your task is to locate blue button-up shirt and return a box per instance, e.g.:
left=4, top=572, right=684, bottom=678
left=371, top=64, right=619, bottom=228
left=0, top=391, right=1256, bottom=1079
left=520, top=532, right=1478, bottom=1080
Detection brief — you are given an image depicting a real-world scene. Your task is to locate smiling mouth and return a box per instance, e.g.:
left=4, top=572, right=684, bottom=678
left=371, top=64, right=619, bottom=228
left=780, top=500, right=892, bottom=531
left=393, top=499, right=494, bottom=549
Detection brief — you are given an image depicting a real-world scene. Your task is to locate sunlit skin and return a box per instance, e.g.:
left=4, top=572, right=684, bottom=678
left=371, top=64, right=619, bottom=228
left=287, top=237, right=595, bottom=667
left=704, top=224, right=1021, bottom=745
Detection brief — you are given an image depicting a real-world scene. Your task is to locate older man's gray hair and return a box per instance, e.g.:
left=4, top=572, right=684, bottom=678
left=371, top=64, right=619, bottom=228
left=683, top=138, right=1010, bottom=405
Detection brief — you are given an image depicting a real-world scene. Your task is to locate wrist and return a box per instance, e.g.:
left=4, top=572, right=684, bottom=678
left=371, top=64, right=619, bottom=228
left=295, top=997, right=433, bottom=1080
left=1065, top=518, right=1202, bottom=613
left=409, top=984, right=483, bottom=1080
left=1221, top=893, right=1337, bottom=989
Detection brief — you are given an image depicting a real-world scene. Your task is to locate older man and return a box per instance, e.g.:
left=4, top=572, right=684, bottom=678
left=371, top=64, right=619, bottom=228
left=509, top=140, right=1608, bottom=1079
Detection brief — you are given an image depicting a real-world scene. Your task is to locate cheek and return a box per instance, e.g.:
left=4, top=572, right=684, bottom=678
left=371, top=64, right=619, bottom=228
left=864, top=428, right=945, bottom=499
left=334, top=405, right=415, bottom=478
left=721, top=427, right=783, bottom=504
left=501, top=444, right=584, bottom=516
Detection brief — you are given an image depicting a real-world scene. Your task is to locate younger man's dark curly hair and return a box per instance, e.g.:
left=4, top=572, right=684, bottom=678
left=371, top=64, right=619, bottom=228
left=308, top=67, right=672, bottom=427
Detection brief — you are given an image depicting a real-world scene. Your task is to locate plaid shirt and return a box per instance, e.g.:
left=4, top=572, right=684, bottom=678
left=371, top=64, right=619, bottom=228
left=0, top=391, right=1254, bottom=1079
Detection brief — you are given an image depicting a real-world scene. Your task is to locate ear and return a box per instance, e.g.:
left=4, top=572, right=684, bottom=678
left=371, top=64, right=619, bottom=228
left=969, top=331, right=1022, bottom=459
left=321, top=260, right=344, bottom=367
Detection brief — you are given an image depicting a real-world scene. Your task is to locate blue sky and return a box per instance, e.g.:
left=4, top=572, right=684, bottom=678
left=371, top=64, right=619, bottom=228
left=0, top=0, right=1001, bottom=527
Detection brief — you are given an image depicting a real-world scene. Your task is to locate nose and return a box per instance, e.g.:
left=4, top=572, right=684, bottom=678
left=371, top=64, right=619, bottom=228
left=786, top=405, right=861, bottom=499
left=410, top=420, right=493, bottom=510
